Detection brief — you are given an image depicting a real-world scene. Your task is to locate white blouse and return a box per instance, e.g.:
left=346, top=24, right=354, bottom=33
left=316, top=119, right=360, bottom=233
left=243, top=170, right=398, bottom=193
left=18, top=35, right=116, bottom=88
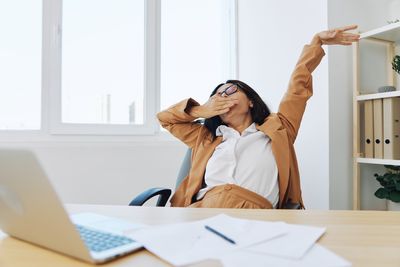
left=197, top=123, right=279, bottom=207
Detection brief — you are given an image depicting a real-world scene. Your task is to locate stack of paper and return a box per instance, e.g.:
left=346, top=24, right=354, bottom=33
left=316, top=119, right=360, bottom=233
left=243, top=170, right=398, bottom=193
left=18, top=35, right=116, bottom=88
left=128, top=214, right=351, bottom=267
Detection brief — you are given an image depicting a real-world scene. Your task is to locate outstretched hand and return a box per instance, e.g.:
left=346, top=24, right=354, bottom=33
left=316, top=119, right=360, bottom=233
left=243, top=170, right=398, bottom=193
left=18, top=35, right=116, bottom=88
left=313, top=25, right=360, bottom=46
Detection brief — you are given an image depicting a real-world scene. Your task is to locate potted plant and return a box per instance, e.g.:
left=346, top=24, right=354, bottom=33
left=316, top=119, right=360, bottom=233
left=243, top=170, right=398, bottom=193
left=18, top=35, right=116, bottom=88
left=393, top=55, right=400, bottom=75
left=374, top=165, right=400, bottom=211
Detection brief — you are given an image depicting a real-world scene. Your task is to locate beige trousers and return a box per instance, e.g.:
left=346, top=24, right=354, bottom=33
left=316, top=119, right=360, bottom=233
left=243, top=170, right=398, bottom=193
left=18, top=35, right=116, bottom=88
left=189, top=184, right=273, bottom=209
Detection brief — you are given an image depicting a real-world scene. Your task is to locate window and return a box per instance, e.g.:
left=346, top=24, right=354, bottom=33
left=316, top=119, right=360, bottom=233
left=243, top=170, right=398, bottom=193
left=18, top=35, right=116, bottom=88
left=161, top=0, right=236, bottom=110
left=0, top=0, right=42, bottom=130
left=49, top=0, right=153, bottom=135
left=0, top=0, right=236, bottom=137
left=61, top=0, right=145, bottom=125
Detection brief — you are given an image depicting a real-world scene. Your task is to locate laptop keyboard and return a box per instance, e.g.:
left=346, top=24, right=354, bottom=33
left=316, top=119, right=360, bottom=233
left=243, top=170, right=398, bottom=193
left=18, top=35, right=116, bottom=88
left=76, top=224, right=135, bottom=253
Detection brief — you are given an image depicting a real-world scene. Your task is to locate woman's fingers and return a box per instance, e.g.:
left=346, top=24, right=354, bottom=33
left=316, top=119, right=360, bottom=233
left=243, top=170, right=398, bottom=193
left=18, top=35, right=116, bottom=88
left=341, top=33, right=360, bottom=39
left=329, top=30, right=338, bottom=37
left=215, top=96, right=238, bottom=105
left=203, top=94, right=239, bottom=116
left=216, top=108, right=231, bottom=115
left=199, top=93, right=236, bottom=117
left=341, top=32, right=359, bottom=37
left=224, top=102, right=237, bottom=109
left=334, top=36, right=359, bottom=44
left=336, top=24, right=358, bottom=32
left=215, top=94, right=239, bottom=101
left=210, top=98, right=238, bottom=116
left=339, top=41, right=353, bottom=45
left=324, top=32, right=359, bottom=45
left=342, top=32, right=359, bottom=37
left=215, top=101, right=237, bottom=111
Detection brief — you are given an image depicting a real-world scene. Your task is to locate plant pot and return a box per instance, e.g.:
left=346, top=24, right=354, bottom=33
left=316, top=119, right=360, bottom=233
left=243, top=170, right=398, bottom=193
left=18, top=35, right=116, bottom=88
left=387, top=200, right=400, bottom=211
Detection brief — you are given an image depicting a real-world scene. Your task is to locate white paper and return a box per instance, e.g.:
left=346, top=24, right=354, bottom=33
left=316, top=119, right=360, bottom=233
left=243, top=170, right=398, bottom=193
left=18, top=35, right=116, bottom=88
left=246, top=223, right=326, bottom=259
left=128, top=214, right=287, bottom=266
left=203, top=214, right=288, bottom=247
left=219, top=244, right=352, bottom=267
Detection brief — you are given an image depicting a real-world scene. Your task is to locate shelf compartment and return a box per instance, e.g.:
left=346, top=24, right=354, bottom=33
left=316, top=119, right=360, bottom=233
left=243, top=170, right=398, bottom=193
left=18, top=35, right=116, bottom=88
left=356, top=157, right=400, bottom=165
left=360, top=21, right=400, bottom=42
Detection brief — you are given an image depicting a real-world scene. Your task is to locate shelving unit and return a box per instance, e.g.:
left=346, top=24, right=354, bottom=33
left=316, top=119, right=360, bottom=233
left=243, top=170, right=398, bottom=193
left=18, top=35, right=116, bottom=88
left=356, top=90, right=400, bottom=101
left=356, top=157, right=400, bottom=165
left=353, top=22, right=400, bottom=210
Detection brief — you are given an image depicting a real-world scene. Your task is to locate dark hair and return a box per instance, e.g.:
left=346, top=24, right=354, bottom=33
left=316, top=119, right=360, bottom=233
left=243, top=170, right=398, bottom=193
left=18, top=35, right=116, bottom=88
left=204, top=80, right=271, bottom=138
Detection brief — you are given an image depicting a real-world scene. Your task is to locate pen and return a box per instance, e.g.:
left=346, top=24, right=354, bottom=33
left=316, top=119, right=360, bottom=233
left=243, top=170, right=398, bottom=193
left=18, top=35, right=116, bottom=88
left=204, top=225, right=236, bottom=245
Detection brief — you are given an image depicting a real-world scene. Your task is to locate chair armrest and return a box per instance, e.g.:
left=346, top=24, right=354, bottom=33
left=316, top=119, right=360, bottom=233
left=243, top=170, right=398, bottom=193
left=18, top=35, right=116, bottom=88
left=128, top=187, right=172, bottom=207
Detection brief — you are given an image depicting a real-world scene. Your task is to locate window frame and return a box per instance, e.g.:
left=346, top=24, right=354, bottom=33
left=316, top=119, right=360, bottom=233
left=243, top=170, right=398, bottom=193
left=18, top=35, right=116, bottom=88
left=0, top=0, right=237, bottom=139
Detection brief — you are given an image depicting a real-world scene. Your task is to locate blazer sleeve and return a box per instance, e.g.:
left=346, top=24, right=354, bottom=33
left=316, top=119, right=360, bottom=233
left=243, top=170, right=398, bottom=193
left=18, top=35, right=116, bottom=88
left=277, top=44, right=325, bottom=143
left=157, top=98, right=205, bottom=148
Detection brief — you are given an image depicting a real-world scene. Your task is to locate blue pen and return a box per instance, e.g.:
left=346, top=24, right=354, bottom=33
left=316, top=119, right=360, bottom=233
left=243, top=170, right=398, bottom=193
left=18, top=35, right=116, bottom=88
left=204, top=225, right=236, bottom=244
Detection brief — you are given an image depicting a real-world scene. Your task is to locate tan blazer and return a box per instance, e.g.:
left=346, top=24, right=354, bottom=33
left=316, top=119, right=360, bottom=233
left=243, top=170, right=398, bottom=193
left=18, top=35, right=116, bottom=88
left=157, top=44, right=325, bottom=209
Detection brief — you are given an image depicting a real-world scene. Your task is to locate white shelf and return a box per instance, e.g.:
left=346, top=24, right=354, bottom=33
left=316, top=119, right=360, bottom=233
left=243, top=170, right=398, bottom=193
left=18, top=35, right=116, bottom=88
left=356, top=91, right=400, bottom=101
left=360, top=21, right=400, bottom=42
left=357, top=157, right=400, bottom=165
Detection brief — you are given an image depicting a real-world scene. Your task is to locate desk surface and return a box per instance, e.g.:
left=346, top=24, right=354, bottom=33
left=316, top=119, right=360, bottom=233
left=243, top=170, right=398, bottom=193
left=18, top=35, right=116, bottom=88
left=1, top=204, right=400, bottom=267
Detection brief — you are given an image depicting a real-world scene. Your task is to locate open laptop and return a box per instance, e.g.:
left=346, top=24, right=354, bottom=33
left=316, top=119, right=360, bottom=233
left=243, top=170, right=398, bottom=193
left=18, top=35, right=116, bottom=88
left=0, top=149, right=143, bottom=264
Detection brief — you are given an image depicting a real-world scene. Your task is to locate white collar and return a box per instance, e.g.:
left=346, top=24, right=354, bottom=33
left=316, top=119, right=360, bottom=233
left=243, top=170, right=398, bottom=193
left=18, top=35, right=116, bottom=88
left=216, top=123, right=258, bottom=138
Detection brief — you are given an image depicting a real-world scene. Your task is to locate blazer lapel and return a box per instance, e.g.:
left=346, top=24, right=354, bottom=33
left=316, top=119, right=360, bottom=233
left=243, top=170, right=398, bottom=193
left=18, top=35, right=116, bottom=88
left=257, top=116, right=290, bottom=207
left=183, top=136, right=223, bottom=206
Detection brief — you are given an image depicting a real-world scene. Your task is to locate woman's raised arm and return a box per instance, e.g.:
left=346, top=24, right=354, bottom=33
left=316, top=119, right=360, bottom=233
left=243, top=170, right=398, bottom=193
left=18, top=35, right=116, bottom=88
left=277, top=25, right=359, bottom=143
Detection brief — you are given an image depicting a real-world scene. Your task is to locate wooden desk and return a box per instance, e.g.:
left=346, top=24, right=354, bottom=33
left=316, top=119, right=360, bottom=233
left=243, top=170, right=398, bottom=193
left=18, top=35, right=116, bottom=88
left=1, top=204, right=400, bottom=267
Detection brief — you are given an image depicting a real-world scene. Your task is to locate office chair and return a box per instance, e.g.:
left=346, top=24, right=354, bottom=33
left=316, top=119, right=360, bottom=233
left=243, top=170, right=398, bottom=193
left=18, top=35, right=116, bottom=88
left=128, top=148, right=301, bottom=209
left=128, top=148, right=191, bottom=207
left=130, top=120, right=201, bottom=207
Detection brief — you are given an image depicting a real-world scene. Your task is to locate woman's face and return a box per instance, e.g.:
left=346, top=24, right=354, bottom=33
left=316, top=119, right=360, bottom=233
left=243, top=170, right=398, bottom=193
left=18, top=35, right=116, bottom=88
left=215, top=83, right=253, bottom=123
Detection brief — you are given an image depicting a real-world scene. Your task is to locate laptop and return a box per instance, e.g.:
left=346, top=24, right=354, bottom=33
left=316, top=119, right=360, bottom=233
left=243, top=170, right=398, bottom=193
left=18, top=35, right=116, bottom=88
left=0, top=149, right=143, bottom=264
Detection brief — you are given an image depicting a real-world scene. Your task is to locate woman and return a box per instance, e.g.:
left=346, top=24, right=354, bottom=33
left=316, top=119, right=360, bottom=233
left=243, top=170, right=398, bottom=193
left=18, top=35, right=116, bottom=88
left=158, top=25, right=360, bottom=209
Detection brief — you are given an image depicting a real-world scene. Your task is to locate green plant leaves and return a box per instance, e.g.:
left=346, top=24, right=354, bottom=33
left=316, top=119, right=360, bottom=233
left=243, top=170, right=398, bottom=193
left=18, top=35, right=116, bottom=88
left=385, top=174, right=397, bottom=189
left=384, top=165, right=400, bottom=171
left=375, top=174, right=384, bottom=186
left=392, top=55, right=400, bottom=75
left=374, top=166, right=400, bottom=201
left=375, top=188, right=389, bottom=199
left=390, top=191, right=400, bottom=203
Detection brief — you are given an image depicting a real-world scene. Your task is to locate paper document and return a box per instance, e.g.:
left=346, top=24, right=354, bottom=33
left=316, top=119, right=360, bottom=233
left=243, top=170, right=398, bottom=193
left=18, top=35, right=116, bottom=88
left=128, top=213, right=350, bottom=267
left=245, top=223, right=326, bottom=259
left=129, top=214, right=287, bottom=266
left=219, top=244, right=351, bottom=267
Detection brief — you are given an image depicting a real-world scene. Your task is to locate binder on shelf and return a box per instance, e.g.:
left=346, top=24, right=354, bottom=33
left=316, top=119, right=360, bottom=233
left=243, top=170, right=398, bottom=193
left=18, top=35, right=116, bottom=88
left=383, top=97, right=400, bottom=159
left=364, top=100, right=374, bottom=158
left=373, top=99, right=383, bottom=158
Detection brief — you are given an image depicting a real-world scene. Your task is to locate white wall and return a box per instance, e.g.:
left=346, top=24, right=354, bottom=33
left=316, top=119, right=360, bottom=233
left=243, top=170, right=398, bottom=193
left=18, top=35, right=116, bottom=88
left=0, top=140, right=186, bottom=205
left=237, top=0, right=330, bottom=209
left=328, top=0, right=399, bottom=210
